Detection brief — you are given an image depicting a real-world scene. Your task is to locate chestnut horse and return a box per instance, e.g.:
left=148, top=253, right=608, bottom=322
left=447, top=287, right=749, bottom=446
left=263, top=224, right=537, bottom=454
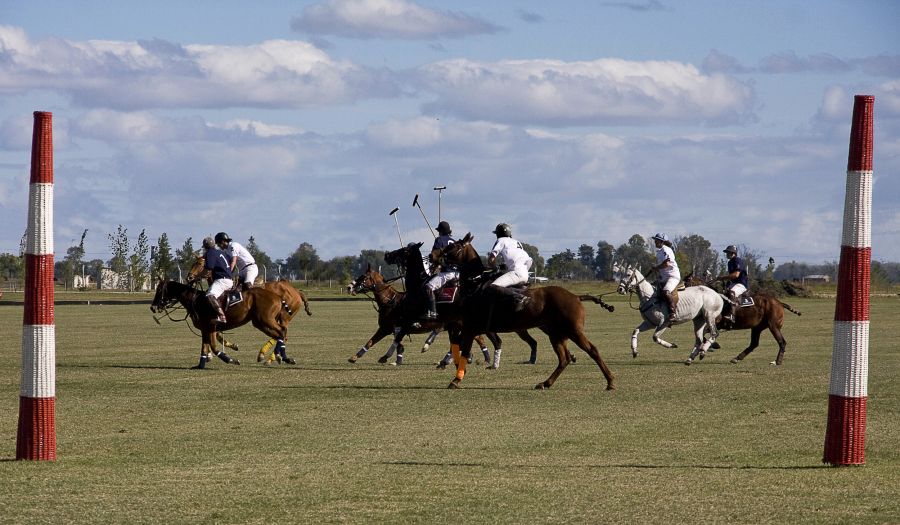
left=682, top=272, right=801, bottom=365
left=188, top=255, right=311, bottom=364
left=347, top=265, right=538, bottom=367
left=150, top=279, right=292, bottom=368
left=429, top=234, right=616, bottom=390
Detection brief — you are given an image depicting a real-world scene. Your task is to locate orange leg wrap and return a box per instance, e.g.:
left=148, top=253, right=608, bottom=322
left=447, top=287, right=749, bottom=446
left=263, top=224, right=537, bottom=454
left=451, top=344, right=466, bottom=381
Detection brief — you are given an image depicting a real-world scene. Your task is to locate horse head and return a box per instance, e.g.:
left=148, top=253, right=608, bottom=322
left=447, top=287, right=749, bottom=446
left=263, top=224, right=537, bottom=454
left=615, top=264, right=640, bottom=295
left=438, top=233, right=476, bottom=267
left=349, top=264, right=384, bottom=295
left=384, top=242, right=424, bottom=268
left=150, top=278, right=177, bottom=313
left=187, top=251, right=208, bottom=284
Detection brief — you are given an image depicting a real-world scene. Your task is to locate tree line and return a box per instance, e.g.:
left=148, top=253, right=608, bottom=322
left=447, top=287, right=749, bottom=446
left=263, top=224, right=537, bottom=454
left=2, top=226, right=900, bottom=290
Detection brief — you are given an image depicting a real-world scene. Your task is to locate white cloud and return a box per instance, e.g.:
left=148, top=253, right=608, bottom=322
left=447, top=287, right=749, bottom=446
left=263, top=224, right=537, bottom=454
left=417, top=58, right=755, bottom=126
left=0, top=26, right=399, bottom=110
left=290, top=0, right=501, bottom=39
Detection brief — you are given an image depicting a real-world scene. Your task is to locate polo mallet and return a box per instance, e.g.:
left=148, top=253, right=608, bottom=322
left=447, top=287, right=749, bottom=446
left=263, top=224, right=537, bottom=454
left=389, top=207, right=403, bottom=247
left=433, top=185, right=446, bottom=222
left=412, top=193, right=436, bottom=239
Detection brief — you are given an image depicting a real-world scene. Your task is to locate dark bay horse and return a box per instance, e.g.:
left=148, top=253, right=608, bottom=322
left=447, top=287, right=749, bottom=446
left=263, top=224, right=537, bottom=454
left=681, top=272, right=801, bottom=365
left=150, top=279, right=293, bottom=368
left=347, top=265, right=538, bottom=366
left=188, top=255, right=312, bottom=364
left=429, top=234, right=616, bottom=390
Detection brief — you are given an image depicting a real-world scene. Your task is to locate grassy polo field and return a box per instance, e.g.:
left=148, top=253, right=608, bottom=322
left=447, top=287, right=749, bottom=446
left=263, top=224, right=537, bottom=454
left=1, top=285, right=899, bottom=524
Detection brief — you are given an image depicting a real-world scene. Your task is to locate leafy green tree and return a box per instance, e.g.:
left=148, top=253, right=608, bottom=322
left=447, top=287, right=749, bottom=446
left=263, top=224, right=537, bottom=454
left=129, top=229, right=150, bottom=292
left=674, top=234, right=719, bottom=278
left=107, top=225, right=129, bottom=289
left=175, top=237, right=196, bottom=283
left=0, top=252, right=24, bottom=285
left=594, top=241, right=615, bottom=280
left=577, top=244, right=595, bottom=274
left=615, top=234, right=654, bottom=271
left=545, top=249, right=593, bottom=280
left=152, top=232, right=177, bottom=280
left=286, top=242, right=321, bottom=281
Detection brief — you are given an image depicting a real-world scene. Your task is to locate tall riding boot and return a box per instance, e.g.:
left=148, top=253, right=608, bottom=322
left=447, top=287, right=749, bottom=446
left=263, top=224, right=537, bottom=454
left=665, top=292, right=677, bottom=322
left=724, top=292, right=737, bottom=323
left=425, top=293, right=438, bottom=319
left=208, top=295, right=227, bottom=324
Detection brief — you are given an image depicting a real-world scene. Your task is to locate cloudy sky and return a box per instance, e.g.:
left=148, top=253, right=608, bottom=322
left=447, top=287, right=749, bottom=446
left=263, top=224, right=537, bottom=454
left=1, top=0, right=898, bottom=267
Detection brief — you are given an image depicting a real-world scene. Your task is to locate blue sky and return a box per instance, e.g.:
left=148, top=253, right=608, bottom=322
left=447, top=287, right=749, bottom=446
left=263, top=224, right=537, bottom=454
left=1, top=0, right=898, bottom=268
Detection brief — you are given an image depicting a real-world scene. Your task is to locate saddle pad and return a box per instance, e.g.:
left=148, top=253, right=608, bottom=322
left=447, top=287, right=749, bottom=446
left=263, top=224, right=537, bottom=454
left=739, top=296, right=755, bottom=308
left=436, top=285, right=458, bottom=304
left=226, top=290, right=243, bottom=308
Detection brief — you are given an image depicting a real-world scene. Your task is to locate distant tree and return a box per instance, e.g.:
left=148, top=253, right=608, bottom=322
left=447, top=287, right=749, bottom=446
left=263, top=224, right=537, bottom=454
left=356, top=249, right=391, bottom=278
left=735, top=244, right=764, bottom=284
left=615, top=234, right=654, bottom=270
left=0, top=252, right=23, bottom=283
left=152, top=233, right=177, bottom=280
left=175, top=237, right=196, bottom=283
left=58, top=229, right=88, bottom=287
left=577, top=244, right=595, bottom=273
left=107, top=225, right=129, bottom=289
left=545, top=249, right=593, bottom=280
left=521, top=242, right=544, bottom=277
left=129, top=229, right=150, bottom=292
left=594, top=241, right=615, bottom=280
left=674, top=234, right=719, bottom=277
left=286, top=242, right=321, bottom=281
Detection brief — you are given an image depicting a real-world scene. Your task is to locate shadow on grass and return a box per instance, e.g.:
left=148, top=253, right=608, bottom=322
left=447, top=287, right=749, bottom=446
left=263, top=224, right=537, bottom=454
left=379, top=460, right=833, bottom=471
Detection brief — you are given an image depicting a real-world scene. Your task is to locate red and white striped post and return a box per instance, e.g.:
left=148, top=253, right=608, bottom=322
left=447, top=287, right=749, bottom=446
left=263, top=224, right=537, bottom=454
left=16, top=111, right=57, bottom=461
left=823, top=95, right=874, bottom=466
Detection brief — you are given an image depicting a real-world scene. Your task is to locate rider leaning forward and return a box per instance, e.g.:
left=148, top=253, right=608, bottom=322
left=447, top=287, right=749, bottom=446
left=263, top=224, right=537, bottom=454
left=216, top=232, right=257, bottom=291
left=424, top=221, right=458, bottom=319
left=487, top=223, right=532, bottom=311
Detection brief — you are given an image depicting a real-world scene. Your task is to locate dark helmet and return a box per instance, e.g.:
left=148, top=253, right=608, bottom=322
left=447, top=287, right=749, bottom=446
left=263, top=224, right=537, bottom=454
left=202, top=237, right=215, bottom=249
left=214, top=232, right=232, bottom=245
left=723, top=244, right=738, bottom=255
left=436, top=221, right=451, bottom=235
left=493, top=223, right=512, bottom=238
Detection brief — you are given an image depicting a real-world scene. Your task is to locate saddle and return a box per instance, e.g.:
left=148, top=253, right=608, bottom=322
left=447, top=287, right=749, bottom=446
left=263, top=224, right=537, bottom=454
left=436, top=283, right=459, bottom=304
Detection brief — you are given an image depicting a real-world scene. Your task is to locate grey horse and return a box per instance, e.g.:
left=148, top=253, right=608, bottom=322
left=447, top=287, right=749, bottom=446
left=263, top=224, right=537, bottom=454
left=613, top=262, right=723, bottom=365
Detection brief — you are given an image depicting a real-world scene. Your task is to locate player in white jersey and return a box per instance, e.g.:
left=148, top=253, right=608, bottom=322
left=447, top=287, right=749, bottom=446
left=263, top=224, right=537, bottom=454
left=650, top=233, right=680, bottom=321
left=215, top=232, right=258, bottom=290
left=487, top=223, right=532, bottom=310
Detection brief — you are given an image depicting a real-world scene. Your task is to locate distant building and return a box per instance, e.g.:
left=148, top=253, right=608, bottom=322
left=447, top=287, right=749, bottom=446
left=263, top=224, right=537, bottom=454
left=802, top=274, right=831, bottom=284
left=99, top=268, right=151, bottom=291
left=72, top=275, right=96, bottom=289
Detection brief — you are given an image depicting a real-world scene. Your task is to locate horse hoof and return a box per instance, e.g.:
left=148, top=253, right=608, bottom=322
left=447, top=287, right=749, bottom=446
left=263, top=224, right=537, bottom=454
left=534, top=383, right=547, bottom=390
left=436, top=362, right=447, bottom=369
left=448, top=379, right=461, bottom=389
left=257, top=355, right=264, bottom=363
left=606, top=383, right=616, bottom=391
left=672, top=344, right=679, bottom=349
left=632, top=351, right=638, bottom=359
left=231, top=359, right=241, bottom=365
left=770, top=360, right=779, bottom=366
left=283, top=357, right=296, bottom=365
left=684, top=359, right=693, bottom=366
left=730, top=358, right=739, bottom=364
left=377, top=356, right=388, bottom=364
left=348, top=356, right=357, bottom=363
left=421, top=345, right=430, bottom=353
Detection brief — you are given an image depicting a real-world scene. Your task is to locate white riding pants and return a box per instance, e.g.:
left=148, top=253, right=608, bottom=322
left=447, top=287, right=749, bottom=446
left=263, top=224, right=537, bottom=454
left=238, top=264, right=259, bottom=287
left=660, top=275, right=680, bottom=293
left=493, top=267, right=530, bottom=287
left=207, top=278, right=233, bottom=299
left=425, top=270, right=459, bottom=292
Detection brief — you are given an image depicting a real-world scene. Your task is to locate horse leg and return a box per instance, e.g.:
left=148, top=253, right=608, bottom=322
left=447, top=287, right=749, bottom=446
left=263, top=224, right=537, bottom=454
left=517, top=330, right=538, bottom=364
left=566, top=331, right=615, bottom=390
left=630, top=320, right=655, bottom=358
left=730, top=325, right=763, bottom=364
left=393, top=342, right=405, bottom=366
left=349, top=325, right=391, bottom=363
left=378, top=327, right=402, bottom=364
left=258, top=338, right=276, bottom=362
left=421, top=328, right=441, bottom=353
left=216, top=332, right=239, bottom=351
left=651, top=324, right=677, bottom=349
left=194, top=335, right=213, bottom=369
left=436, top=350, right=453, bottom=369
left=478, top=334, right=494, bottom=367
left=536, top=336, right=570, bottom=390
left=448, top=332, right=474, bottom=389
left=770, top=322, right=787, bottom=366
left=209, top=329, right=240, bottom=366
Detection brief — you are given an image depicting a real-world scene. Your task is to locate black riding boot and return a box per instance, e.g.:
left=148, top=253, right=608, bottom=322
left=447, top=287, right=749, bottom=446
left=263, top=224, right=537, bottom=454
left=424, top=293, right=438, bottom=319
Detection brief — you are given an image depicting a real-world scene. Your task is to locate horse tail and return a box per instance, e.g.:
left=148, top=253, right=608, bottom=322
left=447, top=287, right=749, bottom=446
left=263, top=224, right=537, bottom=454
left=578, top=294, right=615, bottom=313
left=779, top=301, right=802, bottom=316
left=299, top=290, right=312, bottom=316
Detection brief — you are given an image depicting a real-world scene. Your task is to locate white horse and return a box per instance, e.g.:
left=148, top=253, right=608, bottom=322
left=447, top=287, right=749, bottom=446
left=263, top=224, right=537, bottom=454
left=613, top=262, right=724, bottom=365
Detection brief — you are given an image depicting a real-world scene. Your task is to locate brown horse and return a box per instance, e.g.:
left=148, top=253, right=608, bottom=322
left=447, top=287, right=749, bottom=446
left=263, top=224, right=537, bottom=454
left=682, top=272, right=801, bottom=365
left=430, top=234, right=616, bottom=390
left=347, top=265, right=538, bottom=367
left=188, top=256, right=311, bottom=363
left=150, top=279, right=292, bottom=368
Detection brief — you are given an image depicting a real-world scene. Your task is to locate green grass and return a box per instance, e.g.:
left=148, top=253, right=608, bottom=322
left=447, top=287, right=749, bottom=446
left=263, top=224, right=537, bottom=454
left=1, top=291, right=898, bottom=524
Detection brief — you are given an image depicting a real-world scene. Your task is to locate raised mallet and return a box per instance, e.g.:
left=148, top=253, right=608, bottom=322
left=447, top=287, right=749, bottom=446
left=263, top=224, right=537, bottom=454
left=412, top=194, right=436, bottom=239
left=389, top=206, right=403, bottom=246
